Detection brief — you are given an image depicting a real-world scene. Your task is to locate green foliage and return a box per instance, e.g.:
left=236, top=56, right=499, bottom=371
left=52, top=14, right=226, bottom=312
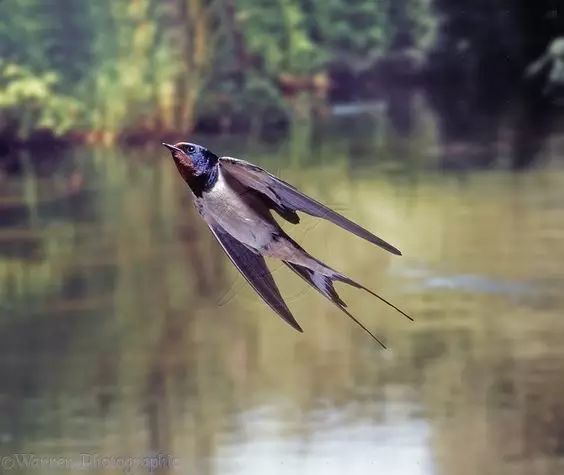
left=311, top=0, right=388, bottom=58
left=310, top=0, right=435, bottom=59
left=0, top=0, right=435, bottom=143
left=238, top=0, right=324, bottom=75
left=0, top=61, right=83, bottom=139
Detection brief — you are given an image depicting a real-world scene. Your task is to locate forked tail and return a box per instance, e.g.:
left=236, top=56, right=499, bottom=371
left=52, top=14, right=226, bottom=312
left=283, top=261, right=413, bottom=348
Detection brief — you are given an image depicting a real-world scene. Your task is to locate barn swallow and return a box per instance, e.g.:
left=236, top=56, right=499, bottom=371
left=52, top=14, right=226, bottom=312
left=162, top=141, right=412, bottom=347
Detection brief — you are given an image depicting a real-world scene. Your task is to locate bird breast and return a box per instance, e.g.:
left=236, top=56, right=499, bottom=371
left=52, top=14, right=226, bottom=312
left=201, top=169, right=276, bottom=250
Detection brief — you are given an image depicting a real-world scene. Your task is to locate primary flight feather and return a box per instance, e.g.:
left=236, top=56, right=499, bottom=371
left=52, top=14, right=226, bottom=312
left=162, top=141, right=412, bottom=347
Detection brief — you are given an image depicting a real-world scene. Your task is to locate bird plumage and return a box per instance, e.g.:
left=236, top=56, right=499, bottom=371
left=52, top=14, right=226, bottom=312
left=162, top=141, right=412, bottom=347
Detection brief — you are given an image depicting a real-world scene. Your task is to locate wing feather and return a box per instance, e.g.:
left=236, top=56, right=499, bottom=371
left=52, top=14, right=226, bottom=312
left=207, top=221, right=303, bottom=332
left=219, top=157, right=401, bottom=255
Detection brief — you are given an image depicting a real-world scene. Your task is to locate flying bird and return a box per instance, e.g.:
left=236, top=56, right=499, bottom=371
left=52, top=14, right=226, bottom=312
left=162, top=142, right=412, bottom=347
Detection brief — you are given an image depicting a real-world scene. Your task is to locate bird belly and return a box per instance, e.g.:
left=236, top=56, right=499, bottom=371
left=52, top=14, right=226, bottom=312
left=202, top=171, right=275, bottom=250
left=202, top=172, right=335, bottom=275
left=261, top=237, right=333, bottom=274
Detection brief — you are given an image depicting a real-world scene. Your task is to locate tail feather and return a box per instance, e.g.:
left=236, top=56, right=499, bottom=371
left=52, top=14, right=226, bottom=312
left=281, top=234, right=413, bottom=322
left=333, top=275, right=414, bottom=322
left=284, top=261, right=404, bottom=348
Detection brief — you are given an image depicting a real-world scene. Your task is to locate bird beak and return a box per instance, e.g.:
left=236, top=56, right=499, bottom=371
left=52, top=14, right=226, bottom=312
left=162, top=142, right=183, bottom=154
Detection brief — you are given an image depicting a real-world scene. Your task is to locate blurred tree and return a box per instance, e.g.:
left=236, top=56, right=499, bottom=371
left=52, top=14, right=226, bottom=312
left=0, top=61, right=82, bottom=140
left=0, top=0, right=436, bottom=144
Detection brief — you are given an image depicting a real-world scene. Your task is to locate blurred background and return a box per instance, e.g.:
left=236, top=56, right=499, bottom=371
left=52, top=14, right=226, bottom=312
left=1, top=1, right=564, bottom=474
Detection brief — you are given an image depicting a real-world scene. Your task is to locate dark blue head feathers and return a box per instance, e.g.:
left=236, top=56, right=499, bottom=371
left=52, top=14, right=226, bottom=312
left=162, top=141, right=219, bottom=196
left=176, top=142, right=218, bottom=174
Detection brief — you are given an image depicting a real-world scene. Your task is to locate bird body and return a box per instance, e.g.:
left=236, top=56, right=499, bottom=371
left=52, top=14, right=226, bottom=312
left=199, top=168, right=276, bottom=251
left=163, top=142, right=412, bottom=347
left=198, top=162, right=334, bottom=273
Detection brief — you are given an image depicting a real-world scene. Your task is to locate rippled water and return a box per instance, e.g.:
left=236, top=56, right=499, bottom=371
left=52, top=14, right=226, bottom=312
left=1, top=97, right=564, bottom=474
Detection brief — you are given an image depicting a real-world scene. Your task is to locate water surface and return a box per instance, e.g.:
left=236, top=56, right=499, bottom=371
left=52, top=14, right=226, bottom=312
left=1, top=98, right=564, bottom=474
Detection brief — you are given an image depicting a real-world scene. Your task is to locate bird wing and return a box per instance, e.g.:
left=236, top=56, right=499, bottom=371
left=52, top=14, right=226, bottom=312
left=219, top=157, right=402, bottom=256
left=206, top=220, right=303, bottom=333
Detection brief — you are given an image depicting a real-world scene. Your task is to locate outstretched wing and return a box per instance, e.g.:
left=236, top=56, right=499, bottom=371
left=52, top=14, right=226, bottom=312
left=219, top=157, right=402, bottom=256
left=207, top=221, right=303, bottom=333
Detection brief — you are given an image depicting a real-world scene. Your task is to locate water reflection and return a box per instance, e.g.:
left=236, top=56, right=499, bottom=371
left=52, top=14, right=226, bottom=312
left=1, top=107, right=564, bottom=474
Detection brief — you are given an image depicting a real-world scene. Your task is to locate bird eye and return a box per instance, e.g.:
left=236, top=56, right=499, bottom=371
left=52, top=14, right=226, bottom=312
left=186, top=145, right=195, bottom=153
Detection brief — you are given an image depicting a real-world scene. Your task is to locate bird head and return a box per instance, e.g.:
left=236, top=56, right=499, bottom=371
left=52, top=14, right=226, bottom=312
left=162, top=142, right=218, bottom=179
